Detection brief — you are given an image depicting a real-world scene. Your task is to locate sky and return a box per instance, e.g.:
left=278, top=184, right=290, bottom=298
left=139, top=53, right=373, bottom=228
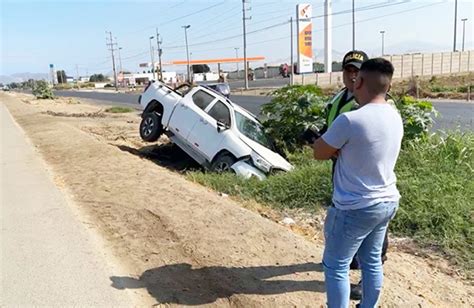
left=1, top=0, right=473, bottom=77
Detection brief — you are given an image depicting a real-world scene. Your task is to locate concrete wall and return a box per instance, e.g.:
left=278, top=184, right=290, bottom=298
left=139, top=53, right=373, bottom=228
left=294, top=50, right=473, bottom=86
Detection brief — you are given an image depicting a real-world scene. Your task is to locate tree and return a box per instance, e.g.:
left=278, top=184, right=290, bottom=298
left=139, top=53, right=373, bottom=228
left=191, top=64, right=210, bottom=74
left=32, top=80, right=54, bottom=99
left=56, top=70, right=67, bottom=83
left=89, top=74, right=106, bottom=82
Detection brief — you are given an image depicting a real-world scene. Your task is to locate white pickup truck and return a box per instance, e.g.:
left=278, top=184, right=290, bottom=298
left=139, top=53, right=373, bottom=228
left=138, top=81, right=293, bottom=179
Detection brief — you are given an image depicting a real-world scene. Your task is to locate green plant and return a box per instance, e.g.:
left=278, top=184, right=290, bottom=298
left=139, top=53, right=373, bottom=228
left=395, top=96, right=437, bottom=140
left=188, top=131, right=474, bottom=271
left=261, top=85, right=327, bottom=152
left=393, top=132, right=473, bottom=269
left=54, top=83, right=73, bottom=90
left=105, top=106, right=134, bottom=113
left=32, top=80, right=54, bottom=99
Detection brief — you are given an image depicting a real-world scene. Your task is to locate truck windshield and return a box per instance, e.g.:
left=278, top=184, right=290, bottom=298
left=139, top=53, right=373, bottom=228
left=235, top=111, right=273, bottom=149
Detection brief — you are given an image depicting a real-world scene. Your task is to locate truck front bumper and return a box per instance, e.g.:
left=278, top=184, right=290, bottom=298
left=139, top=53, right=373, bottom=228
left=231, top=161, right=266, bottom=181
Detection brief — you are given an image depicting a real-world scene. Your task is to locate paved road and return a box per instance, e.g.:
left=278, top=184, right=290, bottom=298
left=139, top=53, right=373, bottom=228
left=227, top=77, right=289, bottom=89
left=0, top=103, right=139, bottom=306
left=52, top=90, right=473, bottom=131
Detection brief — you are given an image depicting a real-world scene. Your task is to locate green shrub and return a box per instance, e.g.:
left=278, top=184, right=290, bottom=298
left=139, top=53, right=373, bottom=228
left=393, top=132, right=473, bottom=269
left=79, top=82, right=95, bottom=88
left=32, top=80, right=54, bottom=99
left=105, top=106, right=134, bottom=113
left=188, top=132, right=474, bottom=271
left=261, top=85, right=327, bottom=152
left=54, top=83, right=73, bottom=90
left=262, top=84, right=436, bottom=149
left=395, top=96, right=437, bottom=140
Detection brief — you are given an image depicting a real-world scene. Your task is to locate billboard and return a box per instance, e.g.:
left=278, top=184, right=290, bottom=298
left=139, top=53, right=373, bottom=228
left=296, top=4, right=313, bottom=74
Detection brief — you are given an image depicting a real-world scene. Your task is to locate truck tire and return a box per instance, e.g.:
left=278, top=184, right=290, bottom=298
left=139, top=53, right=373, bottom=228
left=139, top=112, right=163, bottom=142
left=211, top=154, right=236, bottom=173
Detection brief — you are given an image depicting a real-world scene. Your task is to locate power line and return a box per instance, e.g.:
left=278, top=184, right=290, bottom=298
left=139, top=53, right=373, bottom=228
left=122, top=2, right=226, bottom=36
left=162, top=1, right=411, bottom=50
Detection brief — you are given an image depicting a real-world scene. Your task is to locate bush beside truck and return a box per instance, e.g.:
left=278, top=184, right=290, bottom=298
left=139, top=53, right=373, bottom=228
left=189, top=85, right=473, bottom=273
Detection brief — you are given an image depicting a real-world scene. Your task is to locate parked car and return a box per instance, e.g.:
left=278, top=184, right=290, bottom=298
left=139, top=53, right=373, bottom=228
left=138, top=81, right=293, bottom=179
left=203, top=83, right=231, bottom=98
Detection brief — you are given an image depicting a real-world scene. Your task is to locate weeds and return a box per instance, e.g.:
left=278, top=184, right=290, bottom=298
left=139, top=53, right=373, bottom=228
left=105, top=106, right=134, bottom=113
left=188, top=132, right=474, bottom=271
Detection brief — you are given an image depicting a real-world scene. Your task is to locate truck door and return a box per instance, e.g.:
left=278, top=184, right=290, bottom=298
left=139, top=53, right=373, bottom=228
left=187, top=99, right=231, bottom=161
left=168, top=89, right=216, bottom=141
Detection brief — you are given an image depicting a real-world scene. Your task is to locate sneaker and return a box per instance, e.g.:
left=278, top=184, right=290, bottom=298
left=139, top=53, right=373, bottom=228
left=350, top=281, right=362, bottom=300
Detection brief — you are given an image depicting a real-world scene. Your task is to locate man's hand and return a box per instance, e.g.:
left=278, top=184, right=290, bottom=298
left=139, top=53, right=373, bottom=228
left=301, top=126, right=321, bottom=145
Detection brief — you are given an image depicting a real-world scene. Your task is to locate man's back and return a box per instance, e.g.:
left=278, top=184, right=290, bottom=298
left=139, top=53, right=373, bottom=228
left=322, top=103, right=403, bottom=210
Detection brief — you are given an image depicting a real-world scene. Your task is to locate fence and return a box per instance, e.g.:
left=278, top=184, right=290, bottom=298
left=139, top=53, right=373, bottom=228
left=293, top=50, right=473, bottom=86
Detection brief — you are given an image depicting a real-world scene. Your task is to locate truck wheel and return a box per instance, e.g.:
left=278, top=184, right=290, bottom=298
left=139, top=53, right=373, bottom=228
left=211, top=154, right=236, bottom=173
left=139, top=112, right=162, bottom=142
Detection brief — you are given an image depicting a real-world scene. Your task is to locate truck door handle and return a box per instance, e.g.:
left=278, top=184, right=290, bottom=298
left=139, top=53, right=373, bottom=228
left=180, top=103, right=188, bottom=109
left=200, top=118, right=208, bottom=125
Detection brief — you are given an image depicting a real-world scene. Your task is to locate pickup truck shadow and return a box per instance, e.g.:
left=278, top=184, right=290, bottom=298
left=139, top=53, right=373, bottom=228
left=110, top=262, right=325, bottom=305
left=115, top=143, right=202, bottom=172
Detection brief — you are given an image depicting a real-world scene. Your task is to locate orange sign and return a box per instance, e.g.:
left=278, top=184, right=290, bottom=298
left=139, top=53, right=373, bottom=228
left=296, top=4, right=313, bottom=73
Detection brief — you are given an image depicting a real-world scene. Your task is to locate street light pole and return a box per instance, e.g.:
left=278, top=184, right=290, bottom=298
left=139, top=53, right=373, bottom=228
left=380, top=30, right=385, bottom=56
left=234, top=47, right=239, bottom=78
left=156, top=28, right=163, bottom=81
left=149, top=36, right=156, bottom=80
left=352, top=0, right=355, bottom=50
left=182, top=25, right=191, bottom=82
left=242, top=0, right=250, bottom=90
left=453, top=0, right=458, bottom=51
left=461, top=18, right=468, bottom=52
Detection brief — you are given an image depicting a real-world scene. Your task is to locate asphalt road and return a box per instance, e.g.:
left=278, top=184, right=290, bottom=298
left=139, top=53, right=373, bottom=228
left=53, top=90, right=473, bottom=131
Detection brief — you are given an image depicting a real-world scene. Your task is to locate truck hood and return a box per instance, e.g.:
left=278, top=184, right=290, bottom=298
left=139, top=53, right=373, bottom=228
left=238, top=135, right=293, bottom=172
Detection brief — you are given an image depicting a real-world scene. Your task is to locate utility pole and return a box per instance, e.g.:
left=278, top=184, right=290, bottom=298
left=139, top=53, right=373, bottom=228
left=156, top=28, right=163, bottom=81
left=380, top=30, right=385, bottom=56
left=118, top=47, right=123, bottom=87
left=352, top=0, right=356, bottom=50
left=290, top=17, right=294, bottom=85
left=149, top=36, right=156, bottom=80
left=75, top=64, right=79, bottom=89
left=106, top=31, right=118, bottom=91
left=461, top=18, right=468, bottom=52
left=182, top=25, right=191, bottom=82
left=234, top=47, right=240, bottom=78
left=324, top=0, right=332, bottom=73
left=242, top=0, right=251, bottom=90
left=453, top=0, right=458, bottom=51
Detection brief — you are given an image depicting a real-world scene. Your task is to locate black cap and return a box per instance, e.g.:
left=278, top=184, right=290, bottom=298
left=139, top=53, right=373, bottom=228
left=342, top=50, right=369, bottom=69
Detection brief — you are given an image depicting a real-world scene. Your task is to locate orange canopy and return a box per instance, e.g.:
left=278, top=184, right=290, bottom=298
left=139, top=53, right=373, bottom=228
left=170, top=56, right=265, bottom=65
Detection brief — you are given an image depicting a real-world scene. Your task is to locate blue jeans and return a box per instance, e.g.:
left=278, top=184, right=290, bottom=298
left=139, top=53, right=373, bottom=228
left=323, top=201, right=398, bottom=308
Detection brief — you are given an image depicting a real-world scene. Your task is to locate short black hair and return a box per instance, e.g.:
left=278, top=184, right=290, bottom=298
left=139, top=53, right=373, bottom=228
left=359, top=58, right=394, bottom=95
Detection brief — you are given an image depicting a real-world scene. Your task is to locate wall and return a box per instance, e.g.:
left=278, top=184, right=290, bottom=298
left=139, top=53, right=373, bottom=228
left=295, top=50, right=473, bottom=86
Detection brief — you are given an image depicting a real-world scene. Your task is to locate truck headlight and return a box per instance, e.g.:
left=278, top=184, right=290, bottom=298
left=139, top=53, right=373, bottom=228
left=250, top=151, right=272, bottom=173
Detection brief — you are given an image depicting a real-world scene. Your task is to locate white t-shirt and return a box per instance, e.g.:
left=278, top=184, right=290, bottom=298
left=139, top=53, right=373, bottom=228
left=322, top=102, right=404, bottom=210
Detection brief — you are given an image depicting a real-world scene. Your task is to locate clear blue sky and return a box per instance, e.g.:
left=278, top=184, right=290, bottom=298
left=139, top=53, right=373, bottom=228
left=1, top=0, right=473, bottom=76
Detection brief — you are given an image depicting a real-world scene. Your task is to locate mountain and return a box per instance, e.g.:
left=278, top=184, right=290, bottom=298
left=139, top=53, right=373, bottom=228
left=0, top=72, right=50, bottom=84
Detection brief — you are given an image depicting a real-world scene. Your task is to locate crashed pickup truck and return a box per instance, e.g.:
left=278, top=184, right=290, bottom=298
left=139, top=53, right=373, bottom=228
left=138, top=81, right=293, bottom=179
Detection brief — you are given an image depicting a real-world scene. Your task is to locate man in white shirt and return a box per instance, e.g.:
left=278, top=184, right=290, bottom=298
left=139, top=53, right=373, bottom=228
left=313, top=58, right=403, bottom=308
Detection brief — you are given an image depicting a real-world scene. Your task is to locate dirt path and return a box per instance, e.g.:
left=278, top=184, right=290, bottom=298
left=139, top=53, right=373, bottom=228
left=1, top=92, right=472, bottom=307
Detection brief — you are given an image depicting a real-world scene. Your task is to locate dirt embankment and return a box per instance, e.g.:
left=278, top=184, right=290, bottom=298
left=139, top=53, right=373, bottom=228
left=1, top=92, right=472, bottom=307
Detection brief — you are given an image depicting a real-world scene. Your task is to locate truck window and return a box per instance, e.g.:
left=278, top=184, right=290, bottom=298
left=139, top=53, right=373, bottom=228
left=208, top=101, right=231, bottom=127
left=192, top=90, right=215, bottom=110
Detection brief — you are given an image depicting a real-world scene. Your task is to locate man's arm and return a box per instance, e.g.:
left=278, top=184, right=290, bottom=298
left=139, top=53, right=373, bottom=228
left=313, top=114, right=351, bottom=160
left=313, top=138, right=339, bottom=160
